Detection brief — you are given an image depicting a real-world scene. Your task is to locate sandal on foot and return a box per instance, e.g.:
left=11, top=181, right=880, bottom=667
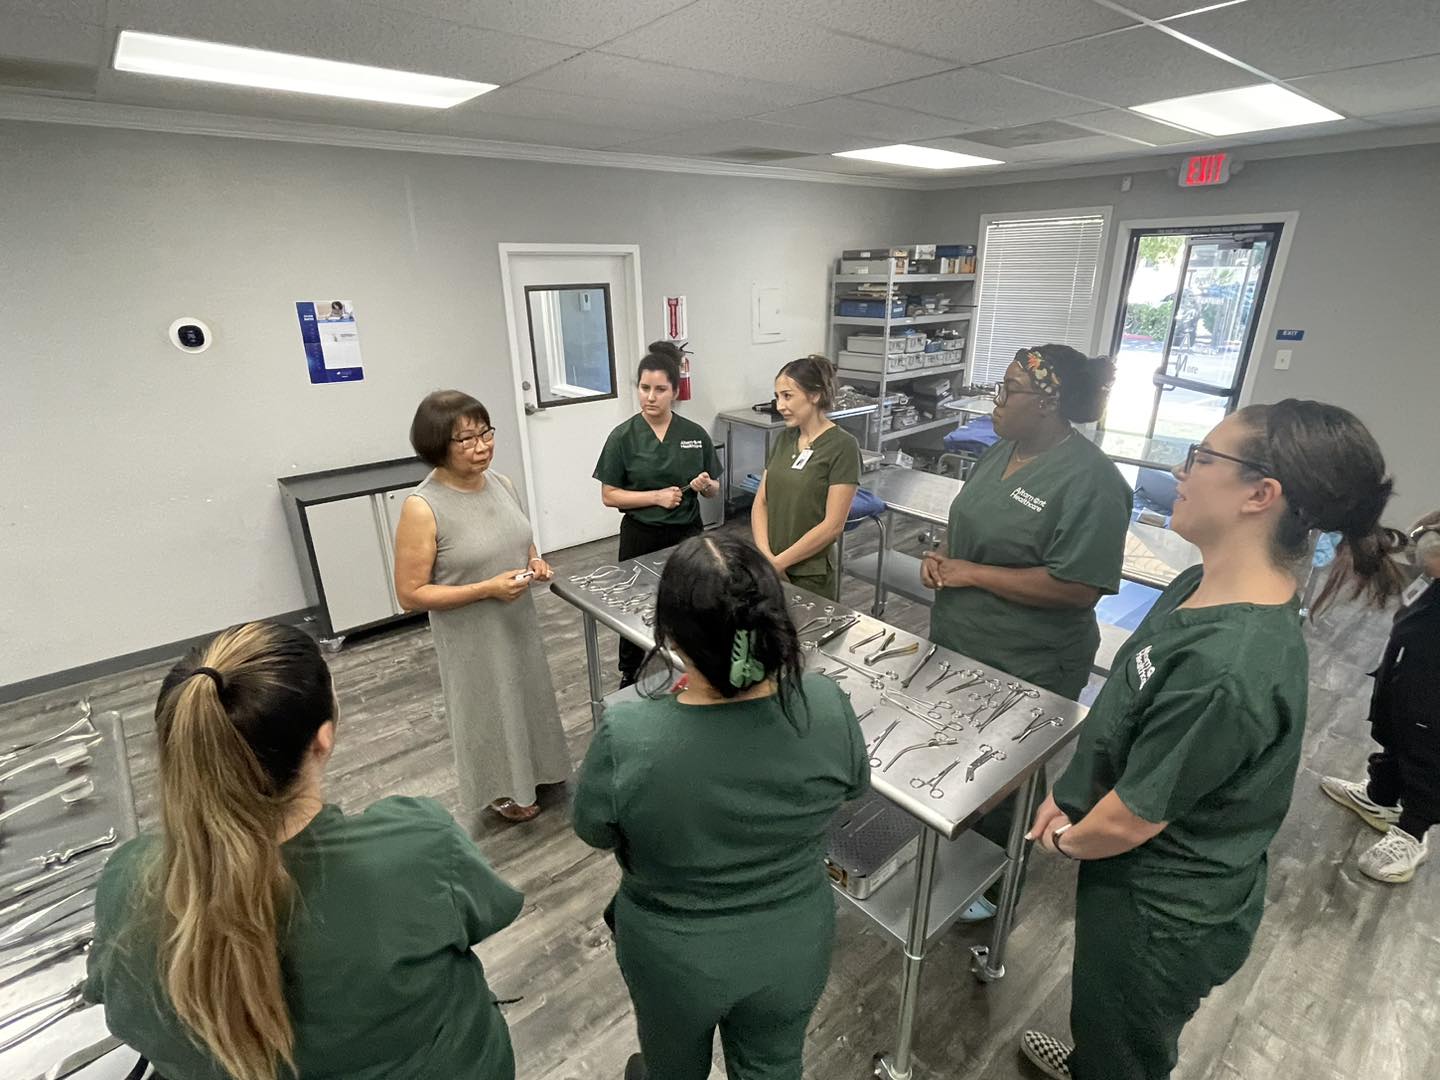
left=489, top=798, right=541, bottom=823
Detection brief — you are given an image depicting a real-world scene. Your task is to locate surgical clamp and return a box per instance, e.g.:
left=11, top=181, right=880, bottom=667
left=1014, top=713, right=1064, bottom=743
left=0, top=980, right=89, bottom=1055
left=975, top=686, right=1040, bottom=733
left=866, top=721, right=900, bottom=767
left=0, top=740, right=94, bottom=787
left=883, top=735, right=958, bottom=772
left=911, top=759, right=963, bottom=799
left=569, top=565, right=621, bottom=585
left=964, top=744, right=1006, bottom=781
left=924, top=661, right=954, bottom=692
left=942, top=670, right=987, bottom=695
left=849, top=629, right=888, bottom=654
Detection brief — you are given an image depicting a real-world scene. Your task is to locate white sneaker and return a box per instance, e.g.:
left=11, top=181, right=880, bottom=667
left=1319, top=776, right=1400, bottom=833
left=1358, top=828, right=1428, bottom=883
left=1020, top=1031, right=1073, bottom=1080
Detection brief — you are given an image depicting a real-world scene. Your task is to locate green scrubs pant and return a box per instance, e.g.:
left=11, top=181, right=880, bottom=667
left=1068, top=865, right=1260, bottom=1080
left=614, top=891, right=833, bottom=1080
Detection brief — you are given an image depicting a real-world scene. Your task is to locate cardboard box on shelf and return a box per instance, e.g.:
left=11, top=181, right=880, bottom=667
left=846, top=335, right=907, bottom=356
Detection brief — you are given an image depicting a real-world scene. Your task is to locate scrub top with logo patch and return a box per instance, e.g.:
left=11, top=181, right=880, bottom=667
left=1052, top=565, right=1309, bottom=924
left=929, top=433, right=1131, bottom=698
left=594, top=412, right=722, bottom=527
left=762, top=425, right=862, bottom=582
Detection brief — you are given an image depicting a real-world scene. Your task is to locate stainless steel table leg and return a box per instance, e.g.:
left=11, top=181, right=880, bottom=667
left=583, top=612, right=604, bottom=728
left=970, top=769, right=1043, bottom=983
left=874, top=828, right=940, bottom=1080
left=872, top=509, right=892, bottom=617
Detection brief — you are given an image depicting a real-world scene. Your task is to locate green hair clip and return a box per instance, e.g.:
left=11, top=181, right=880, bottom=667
left=729, top=629, right=766, bottom=689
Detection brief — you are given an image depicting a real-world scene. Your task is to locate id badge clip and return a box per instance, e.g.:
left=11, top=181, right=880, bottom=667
left=790, top=448, right=814, bottom=470
left=1401, top=574, right=1432, bottom=608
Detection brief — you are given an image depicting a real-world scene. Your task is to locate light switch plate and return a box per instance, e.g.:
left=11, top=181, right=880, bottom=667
left=1275, top=349, right=1292, bottom=371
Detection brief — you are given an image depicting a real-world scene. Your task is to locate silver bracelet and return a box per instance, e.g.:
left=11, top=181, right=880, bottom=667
left=1051, top=822, right=1078, bottom=860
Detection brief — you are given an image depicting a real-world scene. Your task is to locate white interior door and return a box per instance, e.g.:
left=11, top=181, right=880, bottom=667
left=501, top=246, right=641, bottom=552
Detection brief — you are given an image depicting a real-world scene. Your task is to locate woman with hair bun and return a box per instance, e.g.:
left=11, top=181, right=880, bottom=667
left=84, top=622, right=523, bottom=1080
left=922, top=344, right=1133, bottom=919
left=572, top=534, right=868, bottom=1080
left=750, top=354, right=862, bottom=600
left=1019, top=400, right=1404, bottom=1080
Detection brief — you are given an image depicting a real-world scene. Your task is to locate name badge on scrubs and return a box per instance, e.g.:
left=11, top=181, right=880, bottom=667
left=790, top=448, right=814, bottom=470
left=1401, top=574, right=1432, bottom=608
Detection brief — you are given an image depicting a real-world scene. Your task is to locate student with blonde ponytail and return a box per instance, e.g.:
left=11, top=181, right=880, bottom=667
left=84, top=622, right=523, bottom=1080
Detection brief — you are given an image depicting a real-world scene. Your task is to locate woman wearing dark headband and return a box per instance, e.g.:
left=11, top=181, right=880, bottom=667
left=572, top=535, right=868, bottom=1080
left=1019, top=400, right=1404, bottom=1080
left=922, top=344, right=1131, bottom=918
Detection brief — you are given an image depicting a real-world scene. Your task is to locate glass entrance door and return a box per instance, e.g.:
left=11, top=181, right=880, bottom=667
left=1099, top=224, right=1282, bottom=467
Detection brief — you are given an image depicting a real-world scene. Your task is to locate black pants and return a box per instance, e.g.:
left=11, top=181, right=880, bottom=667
left=1365, top=581, right=1440, bottom=839
left=617, top=516, right=702, bottom=684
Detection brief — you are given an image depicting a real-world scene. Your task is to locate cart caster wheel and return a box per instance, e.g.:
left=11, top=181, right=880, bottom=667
left=871, top=1052, right=897, bottom=1080
left=969, top=944, right=1005, bottom=983
left=871, top=604, right=887, bottom=619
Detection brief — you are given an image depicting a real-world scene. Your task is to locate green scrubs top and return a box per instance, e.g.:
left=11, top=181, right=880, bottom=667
left=573, top=673, right=869, bottom=920
left=1052, top=565, right=1309, bottom=923
left=930, top=433, right=1131, bottom=699
left=85, top=798, right=522, bottom=1080
left=762, top=426, right=862, bottom=590
left=593, top=412, right=722, bottom=527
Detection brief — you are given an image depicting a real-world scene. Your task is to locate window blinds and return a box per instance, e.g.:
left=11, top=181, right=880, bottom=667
left=970, top=214, right=1107, bottom=385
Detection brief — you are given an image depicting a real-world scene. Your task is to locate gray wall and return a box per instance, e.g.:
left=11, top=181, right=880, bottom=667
left=0, top=121, right=921, bottom=686
left=919, top=142, right=1440, bottom=530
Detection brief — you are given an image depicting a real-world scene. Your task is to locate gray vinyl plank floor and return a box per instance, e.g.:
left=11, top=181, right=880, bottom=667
left=2, top=522, right=1429, bottom=1080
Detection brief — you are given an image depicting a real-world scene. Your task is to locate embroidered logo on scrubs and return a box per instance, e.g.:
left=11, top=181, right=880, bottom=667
left=679, top=439, right=704, bottom=449
left=1009, top=487, right=1047, bottom=513
left=1135, top=646, right=1155, bottom=689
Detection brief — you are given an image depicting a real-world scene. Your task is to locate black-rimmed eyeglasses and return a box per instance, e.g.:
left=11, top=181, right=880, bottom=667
left=1182, top=442, right=1271, bottom=476
left=992, top=383, right=1043, bottom=406
left=451, top=427, right=496, bottom=449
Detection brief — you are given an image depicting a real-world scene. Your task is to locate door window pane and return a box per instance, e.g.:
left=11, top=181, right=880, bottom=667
left=525, top=284, right=618, bottom=408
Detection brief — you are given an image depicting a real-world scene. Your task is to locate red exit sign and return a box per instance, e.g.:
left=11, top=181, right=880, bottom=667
left=1179, top=152, right=1231, bottom=187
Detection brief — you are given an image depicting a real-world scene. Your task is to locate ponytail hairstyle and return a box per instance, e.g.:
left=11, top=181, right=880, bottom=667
left=641, top=535, right=808, bottom=718
left=637, top=342, right=681, bottom=391
left=148, top=622, right=335, bottom=1080
left=776, top=354, right=837, bottom=413
left=1235, top=400, right=1407, bottom=610
left=1020, top=344, right=1116, bottom=424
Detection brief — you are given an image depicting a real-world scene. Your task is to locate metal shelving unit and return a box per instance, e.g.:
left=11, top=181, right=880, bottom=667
left=829, top=255, right=977, bottom=452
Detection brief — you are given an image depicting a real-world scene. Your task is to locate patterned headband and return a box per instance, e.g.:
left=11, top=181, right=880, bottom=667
left=1022, top=349, right=1063, bottom=396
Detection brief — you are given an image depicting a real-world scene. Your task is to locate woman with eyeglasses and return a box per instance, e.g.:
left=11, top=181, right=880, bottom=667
left=1018, top=401, right=1404, bottom=1080
left=573, top=534, right=868, bottom=1080
left=394, top=390, right=569, bottom=825
left=594, top=342, right=723, bottom=688
left=921, top=345, right=1132, bottom=919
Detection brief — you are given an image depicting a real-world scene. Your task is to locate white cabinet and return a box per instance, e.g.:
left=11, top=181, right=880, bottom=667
left=304, top=495, right=397, bottom=636
left=278, top=459, right=431, bottom=643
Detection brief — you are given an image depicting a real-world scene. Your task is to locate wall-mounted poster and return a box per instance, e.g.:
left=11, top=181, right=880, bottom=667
left=296, top=300, right=364, bottom=383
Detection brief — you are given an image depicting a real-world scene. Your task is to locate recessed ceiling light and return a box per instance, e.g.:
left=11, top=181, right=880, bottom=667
left=113, top=30, right=496, bottom=109
left=834, top=144, right=1004, bottom=170
left=1132, top=83, right=1343, bottom=136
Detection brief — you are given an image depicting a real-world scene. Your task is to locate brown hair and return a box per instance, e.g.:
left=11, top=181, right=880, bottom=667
left=1235, top=400, right=1406, bottom=610
left=148, top=622, right=336, bottom=1080
left=776, top=354, right=836, bottom=412
left=409, top=390, right=491, bottom=467
left=637, top=341, right=682, bottom=389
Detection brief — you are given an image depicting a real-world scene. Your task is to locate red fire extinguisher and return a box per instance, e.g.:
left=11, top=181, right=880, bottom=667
left=677, top=345, right=692, bottom=402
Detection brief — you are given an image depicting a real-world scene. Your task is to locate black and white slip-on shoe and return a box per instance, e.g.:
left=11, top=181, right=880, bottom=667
left=1020, top=1030, right=1074, bottom=1080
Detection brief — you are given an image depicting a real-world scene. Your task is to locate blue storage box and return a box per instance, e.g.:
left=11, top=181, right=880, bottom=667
left=837, top=299, right=907, bottom=318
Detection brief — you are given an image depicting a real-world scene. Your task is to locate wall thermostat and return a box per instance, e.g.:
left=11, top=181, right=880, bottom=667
left=169, top=317, right=212, bottom=354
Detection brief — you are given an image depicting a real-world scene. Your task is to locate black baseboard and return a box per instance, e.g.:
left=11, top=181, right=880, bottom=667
left=0, top=610, right=315, bottom=707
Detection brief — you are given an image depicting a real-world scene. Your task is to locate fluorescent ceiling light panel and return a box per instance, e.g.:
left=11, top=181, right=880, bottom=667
left=834, top=144, right=1003, bottom=169
left=113, top=31, right=495, bottom=108
left=1132, top=83, right=1343, bottom=136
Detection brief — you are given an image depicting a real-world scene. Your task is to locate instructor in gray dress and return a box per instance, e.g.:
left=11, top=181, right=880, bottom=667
left=394, top=390, right=570, bottom=824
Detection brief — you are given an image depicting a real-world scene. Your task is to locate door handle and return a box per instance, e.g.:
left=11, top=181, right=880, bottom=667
left=524, top=403, right=538, bottom=415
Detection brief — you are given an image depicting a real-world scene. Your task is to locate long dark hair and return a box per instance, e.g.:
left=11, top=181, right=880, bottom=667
left=148, top=621, right=335, bottom=1080
left=640, top=535, right=807, bottom=714
left=1235, top=400, right=1406, bottom=609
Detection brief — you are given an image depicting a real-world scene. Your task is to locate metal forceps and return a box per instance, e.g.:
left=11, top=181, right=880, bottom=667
left=881, top=686, right=953, bottom=722
left=849, top=629, right=889, bottom=655
left=975, top=686, right=1040, bottom=733
left=883, top=734, right=958, bottom=772
left=2, top=703, right=98, bottom=763
left=0, top=776, right=94, bottom=829
left=941, top=669, right=987, bottom=695
left=820, top=652, right=892, bottom=687
left=593, top=567, right=643, bottom=597
left=965, top=744, right=1006, bottom=781
left=0, top=979, right=89, bottom=1054
left=866, top=720, right=900, bottom=767
left=569, top=565, right=622, bottom=586
left=911, top=758, right=963, bottom=799
left=866, top=640, right=919, bottom=666
left=1014, top=712, right=1063, bottom=742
